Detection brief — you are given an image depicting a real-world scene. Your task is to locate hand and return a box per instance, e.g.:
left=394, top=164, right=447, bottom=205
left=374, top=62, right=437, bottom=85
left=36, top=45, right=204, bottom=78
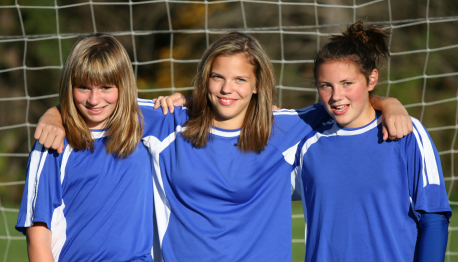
left=381, top=108, right=413, bottom=141
left=370, top=96, right=413, bottom=140
left=34, top=107, right=65, bottom=153
left=272, top=105, right=280, bottom=111
left=153, top=93, right=187, bottom=115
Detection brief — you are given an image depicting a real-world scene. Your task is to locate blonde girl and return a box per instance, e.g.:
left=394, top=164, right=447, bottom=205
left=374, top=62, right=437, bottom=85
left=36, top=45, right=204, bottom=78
left=16, top=34, right=154, bottom=262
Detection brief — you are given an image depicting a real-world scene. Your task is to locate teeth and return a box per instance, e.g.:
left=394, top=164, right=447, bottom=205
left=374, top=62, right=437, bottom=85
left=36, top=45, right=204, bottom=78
left=335, top=105, right=345, bottom=109
left=91, top=108, right=102, bottom=111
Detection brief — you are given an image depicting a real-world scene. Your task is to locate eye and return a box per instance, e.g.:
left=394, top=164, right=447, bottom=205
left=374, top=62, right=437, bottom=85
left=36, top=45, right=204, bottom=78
left=76, top=86, right=88, bottom=90
left=211, top=74, right=222, bottom=80
left=236, top=78, right=246, bottom=83
left=343, top=82, right=352, bottom=86
left=102, top=85, right=113, bottom=90
left=318, top=83, right=330, bottom=89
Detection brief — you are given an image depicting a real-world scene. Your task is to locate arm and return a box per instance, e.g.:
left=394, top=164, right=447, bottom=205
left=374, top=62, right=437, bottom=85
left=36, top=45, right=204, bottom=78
left=370, top=95, right=413, bottom=141
left=26, top=223, right=53, bottom=262
left=417, top=212, right=449, bottom=262
left=35, top=106, right=65, bottom=153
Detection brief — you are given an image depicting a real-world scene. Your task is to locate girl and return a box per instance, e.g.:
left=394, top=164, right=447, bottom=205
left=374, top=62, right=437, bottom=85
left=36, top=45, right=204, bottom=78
left=35, top=32, right=411, bottom=261
left=295, top=22, right=451, bottom=261
left=16, top=34, right=154, bottom=262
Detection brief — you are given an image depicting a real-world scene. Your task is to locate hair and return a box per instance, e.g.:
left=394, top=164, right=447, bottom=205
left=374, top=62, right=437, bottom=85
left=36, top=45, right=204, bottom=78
left=182, top=32, right=275, bottom=153
left=59, top=33, right=143, bottom=159
left=313, top=21, right=390, bottom=84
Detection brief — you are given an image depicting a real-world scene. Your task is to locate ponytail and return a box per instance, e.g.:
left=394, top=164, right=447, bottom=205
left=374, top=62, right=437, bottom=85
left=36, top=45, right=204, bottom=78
left=313, top=21, right=390, bottom=83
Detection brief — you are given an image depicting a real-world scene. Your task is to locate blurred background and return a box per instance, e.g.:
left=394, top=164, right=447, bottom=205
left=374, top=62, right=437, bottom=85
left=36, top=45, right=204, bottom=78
left=0, top=0, right=457, bottom=261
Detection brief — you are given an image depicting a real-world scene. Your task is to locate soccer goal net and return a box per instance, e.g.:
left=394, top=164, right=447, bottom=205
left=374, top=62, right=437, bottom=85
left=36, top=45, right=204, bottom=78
left=0, top=0, right=457, bottom=261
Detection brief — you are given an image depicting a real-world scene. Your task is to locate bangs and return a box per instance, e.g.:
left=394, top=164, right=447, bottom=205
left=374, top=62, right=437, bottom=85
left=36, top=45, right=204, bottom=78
left=71, top=48, right=121, bottom=87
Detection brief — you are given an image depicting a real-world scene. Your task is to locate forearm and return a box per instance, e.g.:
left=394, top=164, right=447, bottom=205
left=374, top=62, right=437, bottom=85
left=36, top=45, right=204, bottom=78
left=418, top=212, right=449, bottom=262
left=26, top=223, right=54, bottom=262
left=369, top=95, right=398, bottom=111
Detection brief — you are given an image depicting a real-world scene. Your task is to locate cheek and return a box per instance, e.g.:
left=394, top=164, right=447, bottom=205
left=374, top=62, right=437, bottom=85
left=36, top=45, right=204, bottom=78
left=72, top=89, right=86, bottom=104
left=109, top=90, right=119, bottom=104
left=207, top=81, right=219, bottom=95
left=317, top=89, right=331, bottom=102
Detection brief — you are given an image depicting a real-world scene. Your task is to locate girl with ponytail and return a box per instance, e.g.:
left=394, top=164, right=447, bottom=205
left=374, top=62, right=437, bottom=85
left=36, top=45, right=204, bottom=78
left=295, top=22, right=451, bottom=261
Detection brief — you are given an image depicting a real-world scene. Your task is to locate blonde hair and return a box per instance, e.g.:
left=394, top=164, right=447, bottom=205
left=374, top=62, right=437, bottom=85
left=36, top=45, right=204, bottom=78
left=60, top=33, right=143, bottom=158
left=182, top=32, right=275, bottom=152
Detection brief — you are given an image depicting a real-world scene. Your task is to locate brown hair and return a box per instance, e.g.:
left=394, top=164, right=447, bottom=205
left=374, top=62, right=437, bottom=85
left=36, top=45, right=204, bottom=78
left=182, top=32, right=275, bottom=152
left=313, top=21, right=390, bottom=84
left=60, top=33, right=143, bottom=158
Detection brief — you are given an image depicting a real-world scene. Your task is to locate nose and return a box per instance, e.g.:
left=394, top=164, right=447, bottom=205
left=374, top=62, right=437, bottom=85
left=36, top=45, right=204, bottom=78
left=220, top=81, right=233, bottom=95
left=331, top=86, right=343, bottom=102
left=88, top=90, right=101, bottom=105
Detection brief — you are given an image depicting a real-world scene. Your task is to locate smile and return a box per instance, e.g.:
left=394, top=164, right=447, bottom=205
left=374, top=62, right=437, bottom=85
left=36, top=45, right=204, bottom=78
left=218, top=97, right=237, bottom=106
left=332, top=104, right=349, bottom=115
left=87, top=106, right=107, bottom=115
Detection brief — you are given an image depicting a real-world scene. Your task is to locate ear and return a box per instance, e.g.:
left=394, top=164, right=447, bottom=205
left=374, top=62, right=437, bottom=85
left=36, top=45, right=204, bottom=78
left=253, top=86, right=258, bottom=94
left=367, top=69, right=378, bottom=91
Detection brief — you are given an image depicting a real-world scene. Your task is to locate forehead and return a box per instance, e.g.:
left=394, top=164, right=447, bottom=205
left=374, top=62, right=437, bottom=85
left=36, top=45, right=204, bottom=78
left=317, top=60, right=361, bottom=80
left=211, top=54, right=255, bottom=75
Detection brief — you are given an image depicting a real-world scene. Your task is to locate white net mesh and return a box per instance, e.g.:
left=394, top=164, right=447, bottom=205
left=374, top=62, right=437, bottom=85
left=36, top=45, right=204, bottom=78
left=0, top=0, right=457, bottom=261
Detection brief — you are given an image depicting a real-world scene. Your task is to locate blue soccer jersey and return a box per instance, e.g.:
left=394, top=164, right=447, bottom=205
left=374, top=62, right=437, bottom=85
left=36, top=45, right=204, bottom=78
left=16, top=130, right=154, bottom=262
left=295, top=111, right=452, bottom=262
left=137, top=99, right=329, bottom=262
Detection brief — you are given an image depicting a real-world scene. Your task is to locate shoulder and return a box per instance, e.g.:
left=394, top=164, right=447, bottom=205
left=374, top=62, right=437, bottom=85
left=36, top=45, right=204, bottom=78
left=138, top=98, right=188, bottom=120
left=273, top=103, right=327, bottom=119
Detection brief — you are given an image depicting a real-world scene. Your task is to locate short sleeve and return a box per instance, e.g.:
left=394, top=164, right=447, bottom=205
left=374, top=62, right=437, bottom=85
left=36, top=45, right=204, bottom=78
left=138, top=98, right=189, bottom=140
left=16, top=141, right=65, bottom=234
left=406, top=118, right=452, bottom=220
left=271, top=103, right=330, bottom=152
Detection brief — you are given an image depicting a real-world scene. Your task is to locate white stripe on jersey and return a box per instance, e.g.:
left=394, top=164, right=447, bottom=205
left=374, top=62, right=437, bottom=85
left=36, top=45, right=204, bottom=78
left=91, top=130, right=107, bottom=139
left=137, top=98, right=188, bottom=111
left=283, top=141, right=300, bottom=165
left=25, top=143, right=48, bottom=227
left=51, top=201, right=67, bottom=262
left=273, top=106, right=317, bottom=116
left=210, top=127, right=240, bottom=137
left=51, top=144, right=73, bottom=261
left=300, top=116, right=382, bottom=156
left=142, top=126, right=185, bottom=250
left=411, top=118, right=440, bottom=186
left=60, top=145, right=73, bottom=183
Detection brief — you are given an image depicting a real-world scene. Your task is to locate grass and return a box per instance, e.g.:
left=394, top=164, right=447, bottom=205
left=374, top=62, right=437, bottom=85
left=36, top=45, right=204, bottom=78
left=0, top=208, right=27, bottom=262
left=292, top=201, right=458, bottom=262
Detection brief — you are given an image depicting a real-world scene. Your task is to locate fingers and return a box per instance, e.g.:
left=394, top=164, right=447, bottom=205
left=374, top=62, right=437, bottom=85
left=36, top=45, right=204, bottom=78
left=153, top=93, right=188, bottom=114
left=164, top=96, right=176, bottom=114
left=382, top=123, right=389, bottom=141
left=382, top=115, right=413, bottom=141
left=35, top=123, right=66, bottom=151
left=153, top=96, right=164, bottom=109
left=57, top=141, right=65, bottom=154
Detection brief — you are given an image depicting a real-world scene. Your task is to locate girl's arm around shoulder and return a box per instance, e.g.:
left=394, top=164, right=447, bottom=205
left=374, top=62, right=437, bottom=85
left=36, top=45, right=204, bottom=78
left=417, top=212, right=450, bottom=262
left=370, top=95, right=413, bottom=141
left=138, top=98, right=189, bottom=140
left=26, top=223, right=53, bottom=262
left=35, top=106, right=65, bottom=154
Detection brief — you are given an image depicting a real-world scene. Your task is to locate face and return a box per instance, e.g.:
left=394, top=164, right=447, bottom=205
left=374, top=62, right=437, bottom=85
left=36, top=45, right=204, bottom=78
left=73, top=83, right=119, bottom=129
left=207, top=53, right=257, bottom=129
left=316, top=61, right=378, bottom=129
